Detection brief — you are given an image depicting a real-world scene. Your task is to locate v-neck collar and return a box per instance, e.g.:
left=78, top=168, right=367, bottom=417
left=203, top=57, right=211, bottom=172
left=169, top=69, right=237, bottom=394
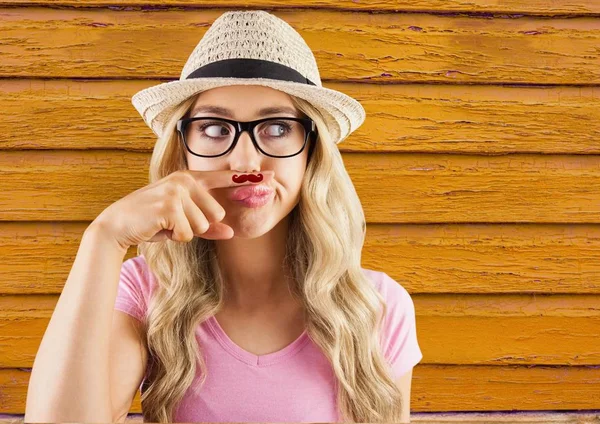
left=205, top=315, right=310, bottom=366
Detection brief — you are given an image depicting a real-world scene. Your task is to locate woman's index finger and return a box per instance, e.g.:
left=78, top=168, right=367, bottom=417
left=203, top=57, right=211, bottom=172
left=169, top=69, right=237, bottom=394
left=189, top=169, right=275, bottom=190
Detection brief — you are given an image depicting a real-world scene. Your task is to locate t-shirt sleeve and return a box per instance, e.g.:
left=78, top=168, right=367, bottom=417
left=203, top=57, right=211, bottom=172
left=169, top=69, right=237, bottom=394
left=378, top=272, right=423, bottom=379
left=114, top=256, right=148, bottom=323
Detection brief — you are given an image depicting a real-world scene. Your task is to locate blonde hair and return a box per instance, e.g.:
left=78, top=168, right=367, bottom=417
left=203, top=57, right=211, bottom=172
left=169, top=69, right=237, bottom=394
left=136, top=89, right=404, bottom=422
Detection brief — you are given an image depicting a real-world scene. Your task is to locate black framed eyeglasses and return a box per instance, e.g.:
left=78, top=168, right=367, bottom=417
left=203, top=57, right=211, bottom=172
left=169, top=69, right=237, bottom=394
left=176, top=116, right=318, bottom=158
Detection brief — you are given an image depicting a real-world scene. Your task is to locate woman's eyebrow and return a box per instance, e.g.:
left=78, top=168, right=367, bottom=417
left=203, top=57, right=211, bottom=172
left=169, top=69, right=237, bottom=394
left=190, top=105, right=300, bottom=118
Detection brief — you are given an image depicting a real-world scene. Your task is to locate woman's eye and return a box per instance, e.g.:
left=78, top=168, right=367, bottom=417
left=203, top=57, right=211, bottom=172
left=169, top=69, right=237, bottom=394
left=265, top=123, right=289, bottom=137
left=203, top=124, right=230, bottom=138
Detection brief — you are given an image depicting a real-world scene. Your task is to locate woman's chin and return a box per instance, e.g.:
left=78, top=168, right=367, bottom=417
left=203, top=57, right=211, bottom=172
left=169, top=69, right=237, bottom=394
left=221, top=211, right=274, bottom=239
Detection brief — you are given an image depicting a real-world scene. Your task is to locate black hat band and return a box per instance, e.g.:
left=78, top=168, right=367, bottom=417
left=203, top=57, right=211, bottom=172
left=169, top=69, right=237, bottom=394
left=185, top=58, right=317, bottom=86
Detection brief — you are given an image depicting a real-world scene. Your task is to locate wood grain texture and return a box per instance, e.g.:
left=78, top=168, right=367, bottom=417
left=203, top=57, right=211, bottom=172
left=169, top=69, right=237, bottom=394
left=1, top=150, right=600, bottom=223
left=2, top=411, right=599, bottom=423
left=1, top=293, right=599, bottom=367
left=2, top=1, right=600, bottom=418
left=412, top=412, right=600, bottom=423
left=1, top=366, right=599, bottom=413
left=1, top=8, right=600, bottom=84
left=2, top=0, right=600, bottom=15
left=2, top=80, right=600, bottom=154
left=1, top=222, right=599, bottom=294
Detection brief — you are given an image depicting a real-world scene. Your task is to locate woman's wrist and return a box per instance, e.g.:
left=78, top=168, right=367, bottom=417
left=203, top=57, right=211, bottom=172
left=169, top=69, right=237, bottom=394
left=83, top=219, right=130, bottom=257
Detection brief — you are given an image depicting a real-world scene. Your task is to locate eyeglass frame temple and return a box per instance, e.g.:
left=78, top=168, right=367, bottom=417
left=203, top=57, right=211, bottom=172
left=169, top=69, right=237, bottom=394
left=176, top=116, right=318, bottom=158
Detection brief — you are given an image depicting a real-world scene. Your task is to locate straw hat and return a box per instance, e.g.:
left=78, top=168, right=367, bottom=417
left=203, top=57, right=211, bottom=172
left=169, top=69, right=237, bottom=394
left=130, top=10, right=366, bottom=145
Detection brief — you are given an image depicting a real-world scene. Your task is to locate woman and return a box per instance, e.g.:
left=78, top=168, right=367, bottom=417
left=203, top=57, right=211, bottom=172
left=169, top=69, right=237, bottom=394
left=26, top=9, right=423, bottom=424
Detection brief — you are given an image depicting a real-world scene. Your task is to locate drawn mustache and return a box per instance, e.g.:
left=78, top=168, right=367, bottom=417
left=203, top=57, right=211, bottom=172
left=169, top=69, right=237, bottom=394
left=232, top=173, right=264, bottom=184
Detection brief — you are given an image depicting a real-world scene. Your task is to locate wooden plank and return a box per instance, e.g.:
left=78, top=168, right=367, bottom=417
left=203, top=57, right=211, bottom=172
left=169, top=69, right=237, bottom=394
left=1, top=222, right=599, bottom=295
left=410, top=365, right=600, bottom=410
left=1, top=8, right=600, bottom=84
left=2, top=1, right=600, bottom=15
left=1, top=151, right=600, bottom=224
left=412, top=412, right=600, bottom=423
left=363, top=224, right=600, bottom=294
left=2, top=80, right=600, bottom=154
left=2, top=365, right=599, bottom=413
left=3, top=411, right=600, bottom=423
left=1, top=293, right=598, bottom=367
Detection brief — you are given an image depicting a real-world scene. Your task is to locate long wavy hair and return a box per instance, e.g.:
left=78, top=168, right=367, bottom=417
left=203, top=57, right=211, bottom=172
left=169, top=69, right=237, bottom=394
left=136, top=88, right=404, bottom=422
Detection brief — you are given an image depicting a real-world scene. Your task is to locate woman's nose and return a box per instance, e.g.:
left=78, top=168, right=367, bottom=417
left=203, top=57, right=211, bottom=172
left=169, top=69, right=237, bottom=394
left=231, top=130, right=261, bottom=155
left=226, top=130, right=265, bottom=173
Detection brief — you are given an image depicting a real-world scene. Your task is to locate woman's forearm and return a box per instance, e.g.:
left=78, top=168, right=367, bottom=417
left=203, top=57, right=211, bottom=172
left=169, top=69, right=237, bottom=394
left=25, top=221, right=129, bottom=422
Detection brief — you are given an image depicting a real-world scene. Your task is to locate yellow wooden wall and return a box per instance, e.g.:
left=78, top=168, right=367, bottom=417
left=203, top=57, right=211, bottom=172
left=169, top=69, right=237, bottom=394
left=1, top=1, right=600, bottom=422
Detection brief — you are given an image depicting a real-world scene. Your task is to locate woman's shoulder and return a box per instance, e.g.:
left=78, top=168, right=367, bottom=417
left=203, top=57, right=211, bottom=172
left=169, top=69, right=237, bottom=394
left=120, top=253, right=158, bottom=296
left=361, top=267, right=423, bottom=375
left=360, top=267, right=413, bottom=304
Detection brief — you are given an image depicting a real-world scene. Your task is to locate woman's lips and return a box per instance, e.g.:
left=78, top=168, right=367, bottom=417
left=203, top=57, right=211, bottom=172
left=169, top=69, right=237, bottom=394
left=234, top=192, right=274, bottom=208
left=229, top=184, right=274, bottom=201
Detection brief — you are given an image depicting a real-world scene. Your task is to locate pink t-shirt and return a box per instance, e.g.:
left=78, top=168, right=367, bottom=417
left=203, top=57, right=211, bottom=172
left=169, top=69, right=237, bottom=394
left=114, top=255, right=423, bottom=422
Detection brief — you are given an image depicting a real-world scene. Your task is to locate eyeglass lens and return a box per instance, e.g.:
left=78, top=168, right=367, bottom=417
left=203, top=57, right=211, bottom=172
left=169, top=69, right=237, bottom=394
left=183, top=118, right=306, bottom=157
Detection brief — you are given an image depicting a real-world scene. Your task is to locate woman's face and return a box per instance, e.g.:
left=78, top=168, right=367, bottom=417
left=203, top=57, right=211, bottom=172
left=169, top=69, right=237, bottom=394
left=184, top=85, right=312, bottom=239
